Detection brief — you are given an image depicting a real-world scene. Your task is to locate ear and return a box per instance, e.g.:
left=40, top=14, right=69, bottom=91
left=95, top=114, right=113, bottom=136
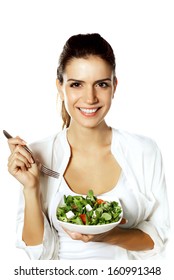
left=56, top=79, right=64, bottom=101
left=112, top=77, right=118, bottom=99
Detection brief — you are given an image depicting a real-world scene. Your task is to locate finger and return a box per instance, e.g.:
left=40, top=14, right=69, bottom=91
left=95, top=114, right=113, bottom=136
left=80, top=234, right=92, bottom=243
left=70, top=232, right=83, bottom=240
left=69, top=232, right=91, bottom=242
left=8, top=151, right=32, bottom=170
left=119, top=218, right=128, bottom=225
left=8, top=137, right=27, bottom=152
left=62, top=227, right=83, bottom=240
left=8, top=154, right=39, bottom=177
left=62, top=227, right=79, bottom=239
left=62, top=227, right=93, bottom=242
left=10, top=145, right=34, bottom=164
left=8, top=158, right=28, bottom=176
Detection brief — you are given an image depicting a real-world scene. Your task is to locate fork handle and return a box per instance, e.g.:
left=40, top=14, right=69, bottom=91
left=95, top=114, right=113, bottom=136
left=3, top=130, right=13, bottom=139
left=3, top=130, right=34, bottom=157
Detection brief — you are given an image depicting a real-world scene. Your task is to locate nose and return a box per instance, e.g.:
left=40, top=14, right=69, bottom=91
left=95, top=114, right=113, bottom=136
left=84, top=86, right=98, bottom=104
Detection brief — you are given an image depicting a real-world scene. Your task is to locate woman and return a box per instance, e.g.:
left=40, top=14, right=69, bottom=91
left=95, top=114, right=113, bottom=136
left=7, top=33, right=169, bottom=260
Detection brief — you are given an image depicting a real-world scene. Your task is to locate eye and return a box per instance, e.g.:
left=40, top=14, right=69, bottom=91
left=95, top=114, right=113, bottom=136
left=70, top=82, right=81, bottom=88
left=97, top=82, right=109, bottom=88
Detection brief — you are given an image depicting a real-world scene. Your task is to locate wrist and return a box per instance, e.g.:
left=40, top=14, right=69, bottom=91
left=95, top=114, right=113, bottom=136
left=23, top=184, right=40, bottom=197
left=104, top=226, right=123, bottom=244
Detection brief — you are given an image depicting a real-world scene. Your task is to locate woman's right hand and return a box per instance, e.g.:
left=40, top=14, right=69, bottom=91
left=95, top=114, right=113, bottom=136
left=7, top=136, right=40, bottom=189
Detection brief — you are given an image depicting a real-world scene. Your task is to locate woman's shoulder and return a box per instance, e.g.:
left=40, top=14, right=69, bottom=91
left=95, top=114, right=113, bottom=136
left=112, top=128, right=159, bottom=154
left=28, top=130, right=65, bottom=160
left=29, top=131, right=61, bottom=148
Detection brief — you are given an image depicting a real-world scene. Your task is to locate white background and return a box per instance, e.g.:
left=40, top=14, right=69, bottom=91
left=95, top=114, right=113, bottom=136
left=0, top=0, right=174, bottom=278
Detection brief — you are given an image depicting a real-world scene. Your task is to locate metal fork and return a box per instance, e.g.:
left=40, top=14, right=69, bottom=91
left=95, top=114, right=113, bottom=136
left=3, top=130, right=59, bottom=179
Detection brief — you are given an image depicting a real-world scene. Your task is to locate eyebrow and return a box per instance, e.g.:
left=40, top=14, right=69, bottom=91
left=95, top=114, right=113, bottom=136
left=67, top=78, right=112, bottom=83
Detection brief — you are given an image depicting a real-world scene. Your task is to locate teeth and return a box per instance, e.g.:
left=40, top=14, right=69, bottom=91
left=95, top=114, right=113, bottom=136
left=79, top=108, right=98, bottom=113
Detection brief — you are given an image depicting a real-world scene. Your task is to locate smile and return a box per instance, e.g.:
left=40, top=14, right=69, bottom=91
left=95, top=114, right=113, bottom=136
left=79, top=108, right=98, bottom=113
left=78, top=107, right=101, bottom=117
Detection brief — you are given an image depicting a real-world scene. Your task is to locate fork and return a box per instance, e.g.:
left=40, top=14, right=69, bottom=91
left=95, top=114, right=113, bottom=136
left=3, top=130, right=59, bottom=179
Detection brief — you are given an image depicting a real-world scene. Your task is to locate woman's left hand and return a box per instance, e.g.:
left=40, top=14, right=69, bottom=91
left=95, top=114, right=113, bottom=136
left=62, top=218, right=154, bottom=251
left=62, top=218, right=127, bottom=243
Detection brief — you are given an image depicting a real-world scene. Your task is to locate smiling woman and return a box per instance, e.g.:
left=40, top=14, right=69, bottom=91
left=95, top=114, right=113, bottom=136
left=57, top=55, right=116, bottom=129
left=5, top=33, right=170, bottom=260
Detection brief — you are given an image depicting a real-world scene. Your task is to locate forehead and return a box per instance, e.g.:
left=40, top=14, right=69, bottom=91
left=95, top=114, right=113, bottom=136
left=64, top=56, right=113, bottom=80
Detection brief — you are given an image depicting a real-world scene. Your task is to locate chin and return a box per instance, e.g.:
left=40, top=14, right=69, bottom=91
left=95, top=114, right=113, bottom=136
left=76, top=119, right=106, bottom=129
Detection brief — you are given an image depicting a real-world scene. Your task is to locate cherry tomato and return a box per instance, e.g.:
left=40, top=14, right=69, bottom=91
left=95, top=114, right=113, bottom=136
left=80, top=214, right=86, bottom=224
left=96, top=199, right=105, bottom=204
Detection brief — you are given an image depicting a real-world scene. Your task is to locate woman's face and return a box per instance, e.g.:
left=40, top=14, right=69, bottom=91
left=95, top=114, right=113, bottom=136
left=57, top=55, right=117, bottom=129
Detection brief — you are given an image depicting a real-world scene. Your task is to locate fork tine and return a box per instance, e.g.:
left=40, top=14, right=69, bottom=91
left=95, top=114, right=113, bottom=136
left=40, top=165, right=59, bottom=178
left=40, top=169, right=59, bottom=178
left=41, top=165, right=58, bottom=175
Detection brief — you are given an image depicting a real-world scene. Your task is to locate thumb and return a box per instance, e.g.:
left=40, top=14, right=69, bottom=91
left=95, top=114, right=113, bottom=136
left=119, top=218, right=128, bottom=225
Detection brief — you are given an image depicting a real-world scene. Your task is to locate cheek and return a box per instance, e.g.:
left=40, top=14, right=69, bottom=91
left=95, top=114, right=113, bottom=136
left=103, top=92, right=113, bottom=104
left=64, top=92, right=78, bottom=110
left=66, top=93, right=75, bottom=103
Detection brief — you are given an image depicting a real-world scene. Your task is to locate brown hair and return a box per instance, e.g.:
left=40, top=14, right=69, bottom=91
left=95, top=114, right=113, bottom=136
left=57, top=33, right=116, bottom=128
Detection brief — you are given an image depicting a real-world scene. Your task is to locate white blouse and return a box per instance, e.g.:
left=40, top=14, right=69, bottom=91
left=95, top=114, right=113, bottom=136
left=15, top=128, right=170, bottom=260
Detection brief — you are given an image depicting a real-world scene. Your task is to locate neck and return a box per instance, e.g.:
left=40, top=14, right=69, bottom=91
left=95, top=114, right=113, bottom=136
left=67, top=121, right=112, bottom=151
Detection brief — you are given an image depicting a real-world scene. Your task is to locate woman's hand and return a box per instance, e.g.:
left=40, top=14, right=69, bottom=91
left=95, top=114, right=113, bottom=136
left=62, top=217, right=154, bottom=251
left=63, top=218, right=127, bottom=243
left=7, top=136, right=40, bottom=189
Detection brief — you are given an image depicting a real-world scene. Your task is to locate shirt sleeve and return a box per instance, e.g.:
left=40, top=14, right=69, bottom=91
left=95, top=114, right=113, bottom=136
left=15, top=189, right=59, bottom=260
left=131, top=144, right=170, bottom=259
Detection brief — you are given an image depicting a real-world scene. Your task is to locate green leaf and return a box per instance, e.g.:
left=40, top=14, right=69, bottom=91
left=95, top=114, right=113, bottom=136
left=87, top=189, right=94, bottom=197
left=72, top=217, right=84, bottom=225
left=101, top=213, right=112, bottom=221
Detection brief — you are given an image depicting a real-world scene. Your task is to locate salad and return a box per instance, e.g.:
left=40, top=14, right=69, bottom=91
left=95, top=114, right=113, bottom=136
left=56, top=190, right=122, bottom=226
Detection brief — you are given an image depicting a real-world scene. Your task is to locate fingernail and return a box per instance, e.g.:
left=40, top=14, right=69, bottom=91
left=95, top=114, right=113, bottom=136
left=30, top=157, right=35, bottom=164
